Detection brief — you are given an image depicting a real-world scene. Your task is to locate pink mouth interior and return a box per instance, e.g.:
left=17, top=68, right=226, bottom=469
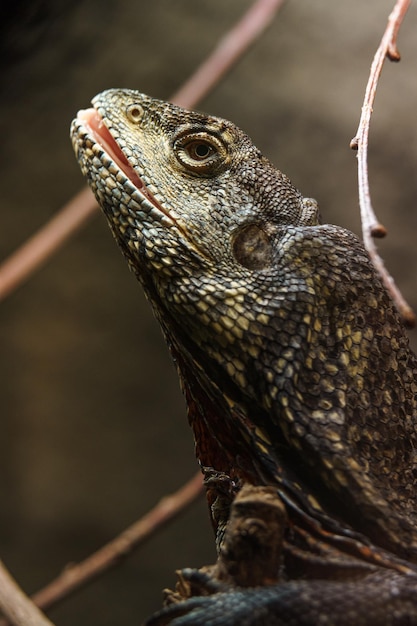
left=77, top=108, right=161, bottom=208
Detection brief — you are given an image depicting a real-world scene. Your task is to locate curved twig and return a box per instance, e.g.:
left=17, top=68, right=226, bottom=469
left=0, top=473, right=203, bottom=625
left=350, top=0, right=415, bottom=327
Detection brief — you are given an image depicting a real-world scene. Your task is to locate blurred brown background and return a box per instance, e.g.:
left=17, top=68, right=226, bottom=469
left=0, top=1, right=416, bottom=624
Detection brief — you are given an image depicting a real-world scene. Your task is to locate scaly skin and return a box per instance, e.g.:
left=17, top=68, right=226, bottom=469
left=71, top=90, right=417, bottom=624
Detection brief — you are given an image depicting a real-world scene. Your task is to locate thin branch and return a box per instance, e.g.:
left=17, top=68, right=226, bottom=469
left=350, top=0, right=415, bottom=327
left=0, top=188, right=97, bottom=302
left=0, top=0, right=286, bottom=303
left=171, top=0, right=287, bottom=108
left=0, top=473, right=203, bottom=625
left=0, top=561, right=55, bottom=626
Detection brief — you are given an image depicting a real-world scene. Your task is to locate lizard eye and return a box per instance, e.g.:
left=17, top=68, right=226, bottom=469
left=173, top=131, right=228, bottom=175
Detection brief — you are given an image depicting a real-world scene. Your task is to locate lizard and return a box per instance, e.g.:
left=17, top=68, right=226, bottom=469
left=71, top=89, right=417, bottom=625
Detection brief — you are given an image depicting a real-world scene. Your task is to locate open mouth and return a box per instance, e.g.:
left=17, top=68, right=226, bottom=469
left=76, top=108, right=164, bottom=211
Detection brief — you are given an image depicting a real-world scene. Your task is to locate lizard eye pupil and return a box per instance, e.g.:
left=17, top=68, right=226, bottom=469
left=189, top=142, right=212, bottom=160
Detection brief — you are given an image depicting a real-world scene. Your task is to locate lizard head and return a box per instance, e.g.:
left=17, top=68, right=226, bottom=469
left=71, top=88, right=319, bottom=270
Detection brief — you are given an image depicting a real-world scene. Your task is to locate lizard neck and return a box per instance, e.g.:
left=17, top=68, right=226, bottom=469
left=168, top=326, right=278, bottom=486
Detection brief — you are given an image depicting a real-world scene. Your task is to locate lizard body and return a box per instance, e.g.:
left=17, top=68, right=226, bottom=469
left=71, top=90, right=417, bottom=624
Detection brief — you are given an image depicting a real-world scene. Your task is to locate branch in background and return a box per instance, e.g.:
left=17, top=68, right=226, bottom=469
left=0, top=0, right=285, bottom=302
left=350, top=0, right=415, bottom=328
left=0, top=474, right=203, bottom=626
left=171, top=0, right=287, bottom=109
left=0, top=188, right=97, bottom=303
left=0, top=561, right=55, bottom=626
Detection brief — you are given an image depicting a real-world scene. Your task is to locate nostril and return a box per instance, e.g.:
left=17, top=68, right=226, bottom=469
left=126, top=104, right=144, bottom=123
